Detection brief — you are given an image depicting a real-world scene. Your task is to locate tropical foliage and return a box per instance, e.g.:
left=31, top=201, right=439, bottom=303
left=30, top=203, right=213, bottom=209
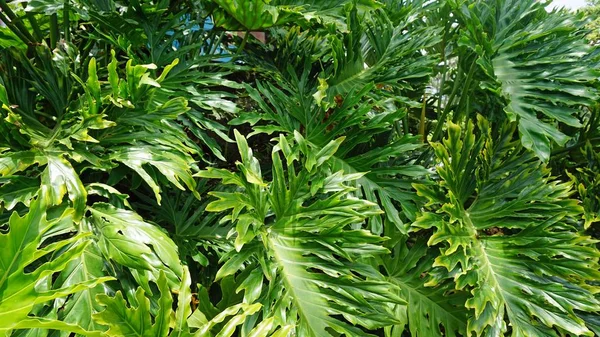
left=0, top=0, right=599, bottom=336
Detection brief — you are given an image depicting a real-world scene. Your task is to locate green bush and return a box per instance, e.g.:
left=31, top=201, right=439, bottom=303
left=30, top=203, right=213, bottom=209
left=0, top=0, right=599, bottom=336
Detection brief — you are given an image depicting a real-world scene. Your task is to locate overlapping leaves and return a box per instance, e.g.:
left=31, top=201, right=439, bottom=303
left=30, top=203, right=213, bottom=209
left=0, top=51, right=198, bottom=211
left=382, top=238, right=468, bottom=337
left=206, top=0, right=380, bottom=31
left=1, top=0, right=600, bottom=336
left=0, top=190, right=112, bottom=335
left=457, top=0, right=598, bottom=161
left=0, top=16, right=202, bottom=334
left=197, top=130, right=401, bottom=336
left=92, top=269, right=199, bottom=337
left=413, top=117, right=600, bottom=336
left=238, top=5, right=440, bottom=234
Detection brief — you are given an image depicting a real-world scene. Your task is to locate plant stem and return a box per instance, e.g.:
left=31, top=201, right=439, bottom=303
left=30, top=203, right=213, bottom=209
left=431, top=60, right=476, bottom=142
left=0, top=10, right=30, bottom=44
left=436, top=16, right=449, bottom=125
left=50, top=13, right=59, bottom=49
left=23, top=8, right=43, bottom=42
left=236, top=31, right=251, bottom=56
left=63, top=0, right=70, bottom=43
left=552, top=137, right=600, bottom=157
left=453, top=60, right=477, bottom=123
left=0, top=0, right=35, bottom=44
left=419, top=94, right=427, bottom=142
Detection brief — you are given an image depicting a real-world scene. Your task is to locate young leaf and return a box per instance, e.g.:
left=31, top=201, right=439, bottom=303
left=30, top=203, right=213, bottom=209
left=93, top=272, right=173, bottom=337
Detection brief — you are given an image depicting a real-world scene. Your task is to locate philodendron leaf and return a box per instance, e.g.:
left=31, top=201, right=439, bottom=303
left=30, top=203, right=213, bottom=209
left=10, top=319, right=105, bottom=337
left=172, top=267, right=193, bottom=337
left=42, top=154, right=87, bottom=221
left=0, top=191, right=112, bottom=335
left=383, top=239, right=468, bottom=337
left=192, top=303, right=262, bottom=337
left=0, top=151, right=46, bottom=176
left=0, top=176, right=39, bottom=209
left=0, top=153, right=87, bottom=220
left=461, top=0, right=598, bottom=160
left=210, top=0, right=299, bottom=30
left=88, top=202, right=183, bottom=292
left=93, top=267, right=200, bottom=337
left=54, top=239, right=108, bottom=335
left=200, top=132, right=402, bottom=337
left=110, top=145, right=198, bottom=204
left=93, top=272, right=173, bottom=337
left=414, top=117, right=600, bottom=336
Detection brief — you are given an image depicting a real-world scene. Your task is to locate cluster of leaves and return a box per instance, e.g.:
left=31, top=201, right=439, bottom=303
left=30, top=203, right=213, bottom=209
left=0, top=0, right=599, bottom=336
left=583, top=0, right=600, bottom=44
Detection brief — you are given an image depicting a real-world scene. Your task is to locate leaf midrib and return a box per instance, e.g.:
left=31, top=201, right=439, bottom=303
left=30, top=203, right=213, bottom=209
left=461, top=211, right=515, bottom=328
left=270, top=234, right=334, bottom=336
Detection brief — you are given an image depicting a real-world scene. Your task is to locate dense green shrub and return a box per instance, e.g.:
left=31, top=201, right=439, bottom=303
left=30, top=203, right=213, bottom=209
left=0, top=0, right=599, bottom=336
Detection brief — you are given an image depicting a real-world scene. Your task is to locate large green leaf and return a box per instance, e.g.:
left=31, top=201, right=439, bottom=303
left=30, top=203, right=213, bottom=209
left=209, top=0, right=300, bottom=30
left=331, top=136, right=427, bottom=234
left=189, top=302, right=263, bottom=337
left=0, top=152, right=87, bottom=221
left=414, top=117, right=600, bottom=336
left=568, top=142, right=600, bottom=229
left=323, top=7, right=441, bottom=99
left=273, top=0, right=382, bottom=30
left=110, top=145, right=198, bottom=205
left=10, top=319, right=105, bottom=337
left=54, top=240, right=108, bottom=335
left=94, top=267, right=257, bottom=337
left=383, top=239, right=468, bottom=337
left=246, top=81, right=428, bottom=233
left=0, top=151, right=46, bottom=176
left=0, top=191, right=112, bottom=334
left=459, top=0, right=598, bottom=160
left=93, top=272, right=174, bottom=337
left=87, top=202, right=183, bottom=291
left=42, top=154, right=87, bottom=221
left=241, top=6, right=440, bottom=233
left=197, top=131, right=401, bottom=336
left=0, top=176, right=39, bottom=210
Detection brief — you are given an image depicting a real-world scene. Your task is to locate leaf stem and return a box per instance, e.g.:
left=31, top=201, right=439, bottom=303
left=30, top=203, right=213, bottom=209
left=236, top=31, right=251, bottom=56
left=0, top=1, right=35, bottom=44
left=22, top=7, right=43, bottom=42
left=551, top=137, right=600, bottom=157
left=50, top=13, right=59, bottom=49
left=419, top=94, right=427, bottom=142
left=63, top=0, right=70, bottom=43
